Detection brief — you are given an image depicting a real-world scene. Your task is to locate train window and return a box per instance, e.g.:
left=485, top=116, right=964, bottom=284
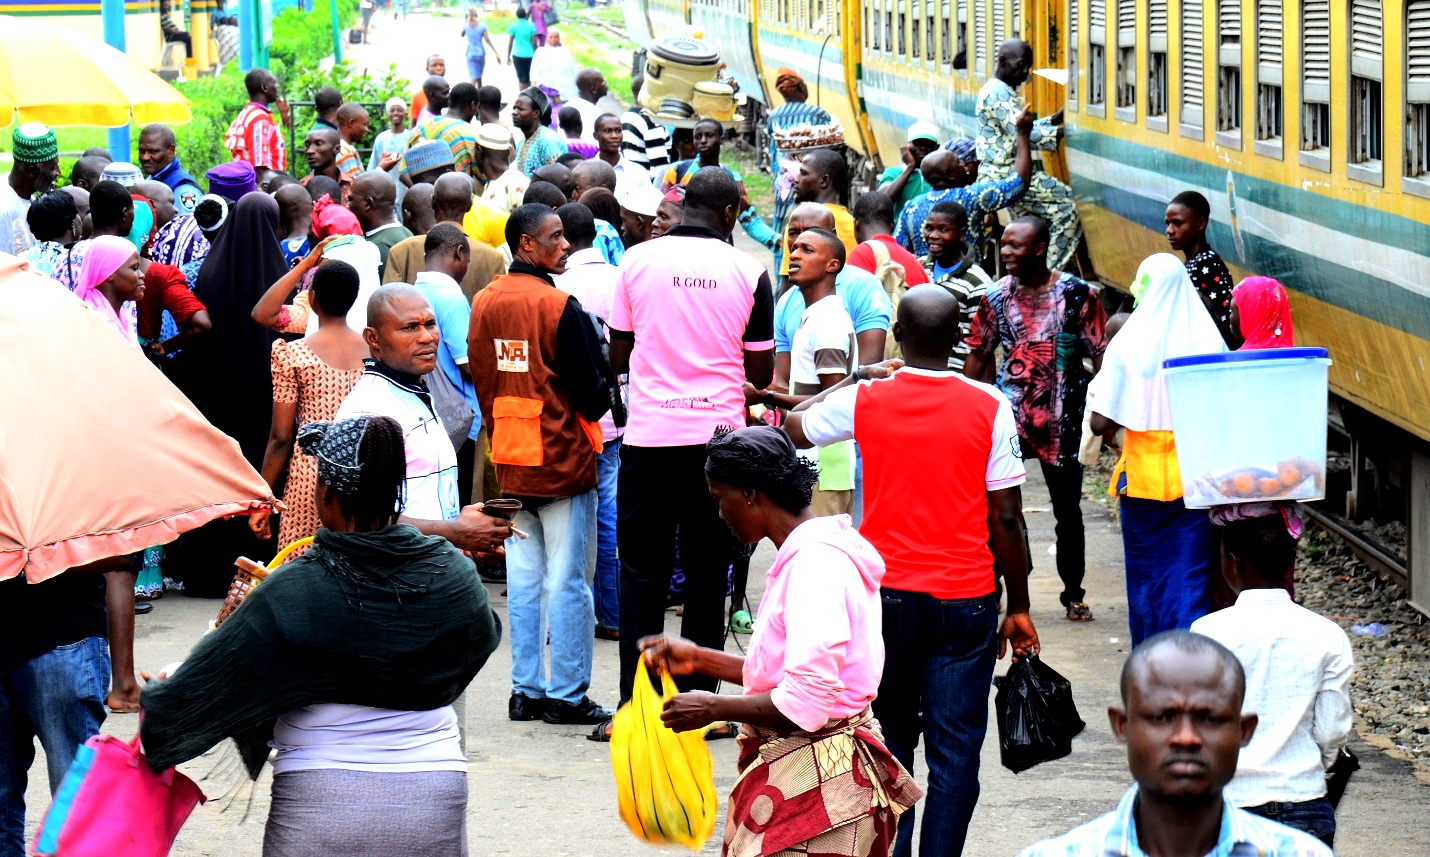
left=1069, top=0, right=1080, bottom=106
left=1012, top=0, right=1021, bottom=36
left=1148, top=0, right=1169, bottom=127
left=956, top=0, right=970, bottom=70
left=940, top=0, right=953, bottom=65
left=993, top=0, right=1006, bottom=41
left=912, top=0, right=922, bottom=58
left=1408, top=0, right=1430, bottom=192
left=975, top=0, right=988, bottom=76
left=1299, top=0, right=1330, bottom=167
left=1348, top=0, right=1383, bottom=183
left=866, top=2, right=878, bottom=51
left=1089, top=0, right=1107, bottom=114
left=1182, top=0, right=1206, bottom=135
left=1255, top=0, right=1284, bottom=155
left=1216, top=0, right=1243, bottom=148
left=1115, top=0, right=1136, bottom=118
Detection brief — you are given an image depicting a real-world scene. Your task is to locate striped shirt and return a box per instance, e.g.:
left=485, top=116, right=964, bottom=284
left=1018, top=785, right=1332, bottom=857
left=918, top=247, right=993, bottom=371
left=225, top=102, right=286, bottom=171
left=336, top=140, right=364, bottom=181
left=400, top=116, right=478, bottom=177
left=765, top=101, right=835, bottom=169
left=620, top=109, right=670, bottom=173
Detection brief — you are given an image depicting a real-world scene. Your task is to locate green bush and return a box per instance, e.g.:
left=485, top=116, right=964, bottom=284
left=171, top=64, right=252, bottom=178
left=270, top=0, right=359, bottom=73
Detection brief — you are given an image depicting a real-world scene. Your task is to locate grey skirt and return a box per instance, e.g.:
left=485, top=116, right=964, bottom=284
left=263, top=769, right=468, bottom=857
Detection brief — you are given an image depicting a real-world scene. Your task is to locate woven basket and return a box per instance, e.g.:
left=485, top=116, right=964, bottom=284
left=211, top=537, right=313, bottom=630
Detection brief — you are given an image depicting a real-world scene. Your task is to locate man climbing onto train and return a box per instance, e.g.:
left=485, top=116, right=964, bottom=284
left=893, top=112, right=1033, bottom=262
left=977, top=39, right=1086, bottom=274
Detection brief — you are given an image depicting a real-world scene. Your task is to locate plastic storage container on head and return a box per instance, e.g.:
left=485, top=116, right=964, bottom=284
left=1162, top=347, right=1331, bottom=508
left=638, top=36, right=722, bottom=112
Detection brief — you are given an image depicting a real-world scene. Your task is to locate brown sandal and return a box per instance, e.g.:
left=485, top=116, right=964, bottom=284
left=1065, top=602, right=1095, bottom=622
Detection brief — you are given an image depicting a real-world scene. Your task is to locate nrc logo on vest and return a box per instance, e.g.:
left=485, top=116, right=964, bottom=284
left=494, top=339, right=530, bottom=372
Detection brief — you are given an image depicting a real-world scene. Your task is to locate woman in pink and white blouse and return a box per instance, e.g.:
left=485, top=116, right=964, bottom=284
left=640, top=425, right=922, bottom=857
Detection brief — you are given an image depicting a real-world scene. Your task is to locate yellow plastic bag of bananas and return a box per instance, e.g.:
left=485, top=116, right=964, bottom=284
left=609, top=660, right=719, bottom=850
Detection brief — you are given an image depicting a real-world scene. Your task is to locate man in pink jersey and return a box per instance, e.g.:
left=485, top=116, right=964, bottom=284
left=786, top=286, right=1039, bottom=857
left=604, top=167, right=775, bottom=725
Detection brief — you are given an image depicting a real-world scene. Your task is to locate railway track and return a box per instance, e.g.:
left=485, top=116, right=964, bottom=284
left=1305, top=506, right=1412, bottom=597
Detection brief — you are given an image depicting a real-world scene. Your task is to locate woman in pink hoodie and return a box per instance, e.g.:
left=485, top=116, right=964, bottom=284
left=641, top=426, right=922, bottom=857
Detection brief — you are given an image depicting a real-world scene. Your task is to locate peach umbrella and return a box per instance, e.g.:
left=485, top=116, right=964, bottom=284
left=0, top=256, right=277, bottom=583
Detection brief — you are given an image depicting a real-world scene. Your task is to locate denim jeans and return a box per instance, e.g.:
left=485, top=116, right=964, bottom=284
left=873, top=589, right=999, bottom=857
left=1244, top=796, right=1336, bottom=848
left=616, top=444, right=736, bottom=702
left=505, top=490, right=598, bottom=705
left=591, top=438, right=621, bottom=632
left=0, top=637, right=110, bottom=857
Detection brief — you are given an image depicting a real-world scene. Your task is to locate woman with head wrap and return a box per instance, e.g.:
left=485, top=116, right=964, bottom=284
left=167, top=192, right=290, bottom=595
left=251, top=195, right=382, bottom=335
left=640, top=426, right=921, bottom=857
left=764, top=68, right=834, bottom=270
left=1204, top=274, right=1301, bottom=606
left=1088, top=253, right=1229, bottom=644
left=141, top=415, right=502, bottom=856
left=651, top=186, right=685, bottom=239
left=74, top=234, right=144, bottom=348
left=512, top=86, right=569, bottom=177
left=249, top=260, right=368, bottom=550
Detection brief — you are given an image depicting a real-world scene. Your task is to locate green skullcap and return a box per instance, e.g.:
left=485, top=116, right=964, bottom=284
left=12, top=123, right=59, bottom=164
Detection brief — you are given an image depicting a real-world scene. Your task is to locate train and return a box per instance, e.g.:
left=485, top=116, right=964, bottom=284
left=620, top=0, right=1430, bottom=605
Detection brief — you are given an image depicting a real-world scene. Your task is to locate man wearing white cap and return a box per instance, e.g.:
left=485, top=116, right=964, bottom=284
left=368, top=97, right=412, bottom=175
left=474, top=123, right=529, bottom=214
left=878, top=120, right=940, bottom=210
left=618, top=182, right=662, bottom=248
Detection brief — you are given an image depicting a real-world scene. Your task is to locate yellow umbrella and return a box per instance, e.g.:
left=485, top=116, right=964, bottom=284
left=0, top=14, right=191, bottom=127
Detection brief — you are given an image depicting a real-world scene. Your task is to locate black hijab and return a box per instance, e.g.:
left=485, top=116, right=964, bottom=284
left=175, top=191, right=288, bottom=469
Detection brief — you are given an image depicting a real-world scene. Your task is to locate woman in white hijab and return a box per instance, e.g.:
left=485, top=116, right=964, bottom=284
left=1088, top=253, right=1228, bottom=646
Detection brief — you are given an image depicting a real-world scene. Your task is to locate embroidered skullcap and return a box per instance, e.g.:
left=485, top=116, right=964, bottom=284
left=297, top=418, right=370, bottom=495
left=100, top=162, right=144, bottom=187
left=405, top=140, right=456, bottom=175
left=12, top=123, right=59, bottom=164
left=620, top=182, right=663, bottom=217
left=384, top=96, right=407, bottom=112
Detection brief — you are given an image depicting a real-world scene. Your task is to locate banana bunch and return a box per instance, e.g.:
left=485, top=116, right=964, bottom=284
left=610, top=661, right=718, bottom=850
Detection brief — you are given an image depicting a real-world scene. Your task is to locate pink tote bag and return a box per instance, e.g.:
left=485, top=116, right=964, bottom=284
left=30, top=732, right=205, bottom=857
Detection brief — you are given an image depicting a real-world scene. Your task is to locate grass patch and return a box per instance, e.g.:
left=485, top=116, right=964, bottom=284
left=563, top=8, right=635, bottom=99
left=727, top=146, right=773, bottom=213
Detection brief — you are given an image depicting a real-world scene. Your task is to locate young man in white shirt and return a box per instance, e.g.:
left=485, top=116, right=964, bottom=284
left=1191, top=515, right=1353, bottom=848
left=746, top=227, right=856, bottom=515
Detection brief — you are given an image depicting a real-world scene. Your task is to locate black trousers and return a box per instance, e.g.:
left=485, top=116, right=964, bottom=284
left=1038, top=460, right=1087, bottom=606
left=616, top=443, right=736, bottom=702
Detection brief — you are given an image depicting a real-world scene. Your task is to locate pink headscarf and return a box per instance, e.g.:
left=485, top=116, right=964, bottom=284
left=1232, top=276, right=1295, bottom=350
left=75, top=235, right=141, bottom=348
left=311, top=194, right=362, bottom=240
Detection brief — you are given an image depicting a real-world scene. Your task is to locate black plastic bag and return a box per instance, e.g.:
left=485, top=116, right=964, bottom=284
left=993, top=654, right=1086, bottom=773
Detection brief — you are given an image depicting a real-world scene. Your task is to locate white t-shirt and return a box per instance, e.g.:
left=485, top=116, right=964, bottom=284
left=0, top=179, right=34, bottom=256
left=556, top=247, right=624, bottom=442
left=271, top=703, right=465, bottom=774
left=790, top=293, right=855, bottom=389
left=335, top=367, right=461, bottom=523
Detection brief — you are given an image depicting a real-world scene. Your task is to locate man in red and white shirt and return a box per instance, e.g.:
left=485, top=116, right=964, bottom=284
left=846, top=189, right=930, bottom=288
left=224, top=68, right=287, bottom=180
left=607, top=167, right=774, bottom=711
left=786, top=286, right=1039, bottom=857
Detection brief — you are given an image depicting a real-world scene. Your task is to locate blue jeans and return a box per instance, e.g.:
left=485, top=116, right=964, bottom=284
left=506, top=490, right=598, bottom=705
left=592, top=438, right=621, bottom=631
left=0, top=637, right=110, bottom=857
left=873, top=590, right=999, bottom=857
left=1244, top=797, right=1336, bottom=848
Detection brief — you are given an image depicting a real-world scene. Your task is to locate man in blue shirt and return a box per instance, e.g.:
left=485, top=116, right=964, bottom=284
left=411, top=223, right=482, bottom=507
left=894, top=112, right=1034, bottom=261
left=773, top=203, right=892, bottom=372
left=1019, top=631, right=1332, bottom=857
left=136, top=124, right=202, bottom=215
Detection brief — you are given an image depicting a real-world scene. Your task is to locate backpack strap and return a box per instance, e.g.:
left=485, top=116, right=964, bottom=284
left=868, top=238, right=893, bottom=268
